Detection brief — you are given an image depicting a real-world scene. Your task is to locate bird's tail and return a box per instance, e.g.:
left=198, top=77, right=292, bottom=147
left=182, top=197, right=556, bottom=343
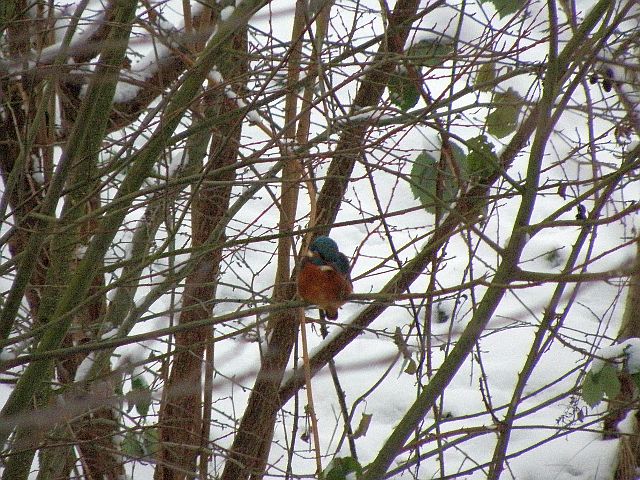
left=324, top=308, right=338, bottom=320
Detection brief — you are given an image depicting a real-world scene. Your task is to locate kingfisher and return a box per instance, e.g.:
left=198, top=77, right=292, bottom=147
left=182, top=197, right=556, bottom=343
left=297, top=236, right=353, bottom=320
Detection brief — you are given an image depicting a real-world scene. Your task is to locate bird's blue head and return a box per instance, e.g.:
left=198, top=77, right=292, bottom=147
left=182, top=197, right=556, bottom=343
left=333, top=252, right=350, bottom=275
left=308, top=236, right=350, bottom=275
left=309, top=236, right=339, bottom=258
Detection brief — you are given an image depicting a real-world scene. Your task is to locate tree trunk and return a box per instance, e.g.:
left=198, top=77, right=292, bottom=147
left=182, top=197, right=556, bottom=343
left=154, top=22, right=247, bottom=479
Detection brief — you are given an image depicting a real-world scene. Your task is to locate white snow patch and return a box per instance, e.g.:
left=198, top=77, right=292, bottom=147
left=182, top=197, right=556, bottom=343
left=221, top=6, right=235, bottom=21
left=0, top=349, right=16, bottom=361
left=32, top=171, right=45, bottom=184
left=73, top=243, right=87, bottom=260
left=335, top=107, right=390, bottom=125
left=36, top=12, right=106, bottom=65
left=74, top=352, right=96, bottom=382
left=211, top=67, right=224, bottom=84
left=592, top=338, right=640, bottom=374
left=224, top=84, right=238, bottom=101
left=101, top=326, right=119, bottom=340
left=113, top=43, right=171, bottom=103
left=618, top=410, right=638, bottom=436
left=247, top=110, right=261, bottom=123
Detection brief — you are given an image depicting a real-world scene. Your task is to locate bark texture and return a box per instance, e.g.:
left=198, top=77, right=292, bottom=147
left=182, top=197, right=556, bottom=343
left=154, top=24, right=247, bottom=479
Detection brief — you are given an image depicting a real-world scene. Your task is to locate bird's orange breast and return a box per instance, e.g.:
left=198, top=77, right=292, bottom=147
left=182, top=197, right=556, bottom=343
left=297, top=261, right=352, bottom=311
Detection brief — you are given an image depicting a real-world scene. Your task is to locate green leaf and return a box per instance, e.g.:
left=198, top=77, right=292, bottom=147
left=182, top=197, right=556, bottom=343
left=388, top=39, right=453, bottom=111
left=410, top=144, right=466, bottom=214
left=582, top=362, right=621, bottom=407
left=598, top=363, right=621, bottom=400
left=410, top=151, right=449, bottom=214
left=466, top=135, right=499, bottom=179
left=122, top=431, right=145, bottom=458
left=143, top=427, right=160, bottom=456
left=131, top=376, right=151, bottom=418
left=388, top=70, right=420, bottom=111
left=406, top=39, right=453, bottom=68
left=475, top=62, right=496, bottom=91
left=351, top=413, right=372, bottom=439
left=581, top=371, right=604, bottom=407
left=324, top=457, right=363, bottom=480
left=404, top=358, right=417, bottom=375
left=480, top=0, right=526, bottom=18
left=631, top=372, right=640, bottom=392
left=486, top=88, right=522, bottom=139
